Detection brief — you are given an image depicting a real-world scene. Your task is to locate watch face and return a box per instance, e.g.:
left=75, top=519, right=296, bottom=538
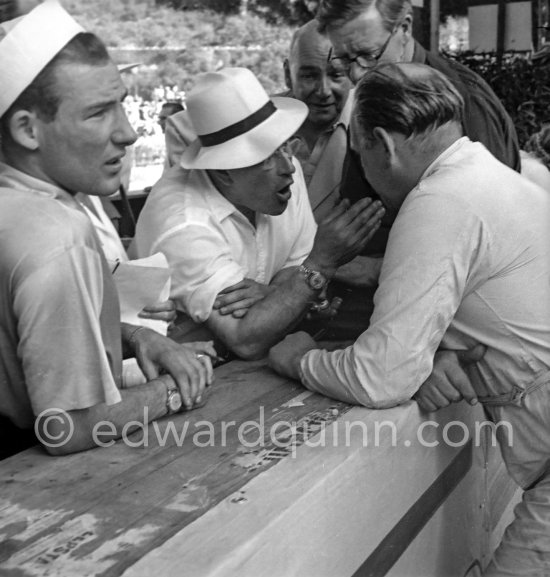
left=168, top=391, right=183, bottom=413
left=309, top=271, right=326, bottom=290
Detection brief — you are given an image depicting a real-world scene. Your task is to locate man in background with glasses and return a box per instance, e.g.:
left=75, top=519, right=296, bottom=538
left=318, top=0, right=520, bottom=173
left=308, top=0, right=521, bottom=344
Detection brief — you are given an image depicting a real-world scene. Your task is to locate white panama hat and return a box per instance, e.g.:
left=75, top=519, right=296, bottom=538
left=0, top=0, right=84, bottom=118
left=180, top=67, right=308, bottom=170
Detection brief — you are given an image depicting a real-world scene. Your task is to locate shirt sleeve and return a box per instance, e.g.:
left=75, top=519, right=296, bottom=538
left=14, top=245, right=122, bottom=416
left=282, top=159, right=317, bottom=269
left=299, top=190, right=486, bottom=408
left=153, top=222, right=245, bottom=322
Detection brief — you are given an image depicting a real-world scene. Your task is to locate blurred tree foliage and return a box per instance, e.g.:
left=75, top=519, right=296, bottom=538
left=65, top=0, right=293, bottom=96
left=440, top=0, right=468, bottom=20
left=448, top=51, right=550, bottom=146
left=154, top=0, right=317, bottom=25
left=65, top=0, right=550, bottom=143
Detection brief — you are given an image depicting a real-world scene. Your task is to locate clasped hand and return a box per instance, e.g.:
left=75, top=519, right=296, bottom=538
left=133, top=328, right=217, bottom=410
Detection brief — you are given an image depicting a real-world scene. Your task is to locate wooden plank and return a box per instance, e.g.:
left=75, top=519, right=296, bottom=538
left=0, top=363, right=520, bottom=577
left=0, top=361, right=351, bottom=576
left=354, top=441, right=473, bottom=577
left=123, top=402, right=482, bottom=577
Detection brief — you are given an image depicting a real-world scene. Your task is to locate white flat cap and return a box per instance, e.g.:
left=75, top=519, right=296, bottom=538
left=0, top=0, right=84, bottom=117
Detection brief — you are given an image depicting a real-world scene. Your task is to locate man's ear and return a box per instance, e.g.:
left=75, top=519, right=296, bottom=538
left=372, top=127, right=397, bottom=166
left=283, top=59, right=292, bottom=91
left=7, top=110, right=40, bottom=151
left=400, top=13, right=413, bottom=43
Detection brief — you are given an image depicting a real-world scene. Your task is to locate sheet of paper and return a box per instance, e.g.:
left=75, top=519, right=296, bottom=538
left=113, top=252, right=171, bottom=336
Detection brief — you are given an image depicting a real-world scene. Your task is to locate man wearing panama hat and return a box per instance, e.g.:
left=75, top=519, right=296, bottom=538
left=133, top=67, right=385, bottom=361
left=0, top=0, right=214, bottom=457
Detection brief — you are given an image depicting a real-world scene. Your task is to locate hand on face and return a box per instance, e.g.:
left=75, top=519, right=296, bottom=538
left=308, top=196, right=385, bottom=277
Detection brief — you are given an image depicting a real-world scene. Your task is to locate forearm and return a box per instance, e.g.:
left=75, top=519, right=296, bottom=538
left=299, top=335, right=421, bottom=409
left=209, top=265, right=319, bottom=360
left=333, top=256, right=383, bottom=287
left=43, top=377, right=168, bottom=455
left=121, top=322, right=144, bottom=359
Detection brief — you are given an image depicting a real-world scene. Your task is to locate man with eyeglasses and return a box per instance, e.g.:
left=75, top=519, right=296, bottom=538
left=269, top=62, right=550, bottom=577
left=318, top=0, right=520, bottom=173
left=133, top=68, right=385, bottom=361
left=305, top=0, right=521, bottom=343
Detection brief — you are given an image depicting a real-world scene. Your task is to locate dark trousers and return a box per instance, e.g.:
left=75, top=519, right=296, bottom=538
left=0, top=416, right=36, bottom=461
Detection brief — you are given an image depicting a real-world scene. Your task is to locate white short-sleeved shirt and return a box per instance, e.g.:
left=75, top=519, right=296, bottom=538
left=300, top=138, right=550, bottom=408
left=0, top=164, right=122, bottom=429
left=133, top=159, right=316, bottom=322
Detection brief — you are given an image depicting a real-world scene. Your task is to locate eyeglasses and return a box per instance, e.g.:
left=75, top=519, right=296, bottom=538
left=328, top=27, right=397, bottom=75
left=261, top=137, right=300, bottom=171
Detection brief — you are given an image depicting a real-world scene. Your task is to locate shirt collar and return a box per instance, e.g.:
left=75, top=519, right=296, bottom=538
left=0, top=161, right=80, bottom=209
left=194, top=168, right=241, bottom=222
left=335, top=87, right=355, bottom=129
left=419, top=136, right=471, bottom=182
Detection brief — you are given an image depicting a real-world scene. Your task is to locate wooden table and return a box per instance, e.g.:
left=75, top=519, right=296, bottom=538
left=0, top=360, right=520, bottom=577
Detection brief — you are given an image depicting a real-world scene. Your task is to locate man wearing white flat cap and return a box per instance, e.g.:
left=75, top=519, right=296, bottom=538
left=133, top=67, right=385, bottom=361
left=0, top=0, right=213, bottom=458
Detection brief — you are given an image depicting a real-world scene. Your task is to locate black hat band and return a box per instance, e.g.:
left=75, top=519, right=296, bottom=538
left=198, top=101, right=277, bottom=147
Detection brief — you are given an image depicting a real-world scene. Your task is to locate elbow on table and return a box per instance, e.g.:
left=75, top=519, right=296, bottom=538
left=350, top=382, right=414, bottom=410
left=41, top=434, right=93, bottom=457
left=222, top=334, right=271, bottom=361
left=36, top=412, right=100, bottom=456
left=229, top=340, right=269, bottom=361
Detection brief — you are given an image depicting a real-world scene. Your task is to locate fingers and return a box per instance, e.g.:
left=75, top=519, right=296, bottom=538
left=217, top=279, right=249, bottom=296
left=415, top=393, right=440, bottom=413
left=214, top=280, right=268, bottom=312
left=348, top=202, right=385, bottom=239
left=138, top=355, right=160, bottom=382
left=197, top=354, right=214, bottom=386
left=444, top=366, right=478, bottom=406
left=214, top=289, right=250, bottom=309
left=138, top=309, right=177, bottom=323
left=231, top=308, right=249, bottom=319
left=141, top=300, right=176, bottom=313
left=216, top=297, right=258, bottom=315
left=139, top=300, right=177, bottom=323
left=187, top=340, right=217, bottom=358
left=171, top=354, right=207, bottom=410
left=457, top=344, right=487, bottom=365
left=320, top=197, right=350, bottom=224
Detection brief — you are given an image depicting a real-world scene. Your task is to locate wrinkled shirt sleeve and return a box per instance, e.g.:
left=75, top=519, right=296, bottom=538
left=14, top=245, right=121, bottom=415
left=299, top=190, right=486, bottom=408
left=152, top=223, right=244, bottom=322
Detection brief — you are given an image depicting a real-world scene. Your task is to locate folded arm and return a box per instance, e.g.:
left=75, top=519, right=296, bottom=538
left=208, top=198, right=385, bottom=359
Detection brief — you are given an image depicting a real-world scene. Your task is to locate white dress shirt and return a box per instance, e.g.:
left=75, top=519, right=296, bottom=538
left=300, top=138, right=550, bottom=409
left=133, top=159, right=316, bottom=322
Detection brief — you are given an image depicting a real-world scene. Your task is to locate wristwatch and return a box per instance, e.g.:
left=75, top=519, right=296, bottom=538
left=299, top=263, right=329, bottom=292
left=165, top=381, right=183, bottom=415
